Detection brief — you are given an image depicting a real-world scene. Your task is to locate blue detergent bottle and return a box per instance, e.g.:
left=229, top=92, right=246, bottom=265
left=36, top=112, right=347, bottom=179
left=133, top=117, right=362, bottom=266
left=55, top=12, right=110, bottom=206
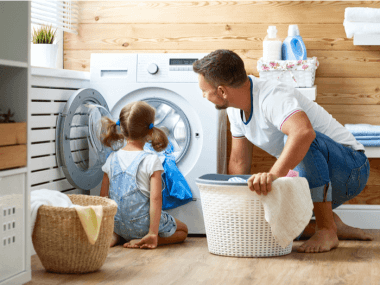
left=282, top=25, right=307, bottom=60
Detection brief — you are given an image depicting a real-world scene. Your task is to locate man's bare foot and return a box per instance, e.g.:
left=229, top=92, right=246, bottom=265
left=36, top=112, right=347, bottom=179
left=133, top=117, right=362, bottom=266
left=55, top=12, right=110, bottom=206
left=299, top=212, right=374, bottom=241
left=110, top=232, right=121, bottom=247
left=297, top=229, right=339, bottom=253
left=333, top=212, right=374, bottom=241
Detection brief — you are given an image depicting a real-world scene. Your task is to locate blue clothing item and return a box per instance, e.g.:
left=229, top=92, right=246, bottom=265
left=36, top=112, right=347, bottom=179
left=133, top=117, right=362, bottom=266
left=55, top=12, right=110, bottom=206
left=108, top=151, right=177, bottom=241
left=161, top=155, right=193, bottom=210
left=285, top=131, right=369, bottom=208
left=144, top=141, right=193, bottom=210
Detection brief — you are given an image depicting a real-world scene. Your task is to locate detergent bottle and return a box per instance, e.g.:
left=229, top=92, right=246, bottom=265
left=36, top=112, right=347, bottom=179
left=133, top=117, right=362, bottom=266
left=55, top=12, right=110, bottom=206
left=263, top=26, right=282, bottom=61
left=282, top=25, right=307, bottom=60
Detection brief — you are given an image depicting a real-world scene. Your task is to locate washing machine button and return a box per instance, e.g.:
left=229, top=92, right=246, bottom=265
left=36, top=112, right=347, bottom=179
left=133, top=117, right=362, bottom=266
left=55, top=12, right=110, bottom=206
left=147, top=63, right=159, bottom=74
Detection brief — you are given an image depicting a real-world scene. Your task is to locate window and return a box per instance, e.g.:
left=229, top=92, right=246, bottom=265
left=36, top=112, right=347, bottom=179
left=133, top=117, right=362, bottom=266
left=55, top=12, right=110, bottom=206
left=31, top=1, right=79, bottom=68
left=31, top=1, right=78, bottom=34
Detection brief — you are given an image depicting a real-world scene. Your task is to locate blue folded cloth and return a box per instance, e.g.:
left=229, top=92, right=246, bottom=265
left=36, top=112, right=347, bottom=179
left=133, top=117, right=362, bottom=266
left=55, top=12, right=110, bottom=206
left=355, top=136, right=380, bottom=140
left=356, top=140, right=380, bottom=147
left=345, top=124, right=380, bottom=136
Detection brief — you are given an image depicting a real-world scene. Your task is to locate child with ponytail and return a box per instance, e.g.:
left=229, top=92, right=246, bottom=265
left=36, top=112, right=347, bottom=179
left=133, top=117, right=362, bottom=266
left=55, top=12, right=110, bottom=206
left=99, top=101, right=188, bottom=249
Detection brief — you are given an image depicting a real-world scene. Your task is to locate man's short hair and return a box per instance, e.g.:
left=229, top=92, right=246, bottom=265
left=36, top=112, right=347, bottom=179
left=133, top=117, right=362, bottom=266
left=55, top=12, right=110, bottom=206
left=193, top=49, right=248, bottom=88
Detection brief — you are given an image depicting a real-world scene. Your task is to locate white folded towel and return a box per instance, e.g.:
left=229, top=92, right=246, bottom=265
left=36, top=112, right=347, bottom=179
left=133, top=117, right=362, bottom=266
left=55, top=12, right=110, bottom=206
left=343, top=20, right=380, bottom=38
left=31, top=189, right=74, bottom=235
left=345, top=7, right=380, bottom=23
left=259, top=177, right=313, bottom=248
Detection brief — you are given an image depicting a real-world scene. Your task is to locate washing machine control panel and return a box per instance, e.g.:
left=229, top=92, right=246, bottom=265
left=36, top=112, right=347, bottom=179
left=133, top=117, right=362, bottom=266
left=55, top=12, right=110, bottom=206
left=137, top=53, right=207, bottom=83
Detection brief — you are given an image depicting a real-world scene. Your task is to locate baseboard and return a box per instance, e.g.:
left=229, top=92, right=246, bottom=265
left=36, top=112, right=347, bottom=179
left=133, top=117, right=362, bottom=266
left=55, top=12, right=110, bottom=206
left=30, top=239, right=36, bottom=256
left=334, top=204, right=380, bottom=229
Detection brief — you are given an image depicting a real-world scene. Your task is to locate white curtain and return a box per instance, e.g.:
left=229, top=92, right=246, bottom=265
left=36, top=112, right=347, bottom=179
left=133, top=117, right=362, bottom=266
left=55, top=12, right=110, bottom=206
left=31, top=0, right=78, bottom=34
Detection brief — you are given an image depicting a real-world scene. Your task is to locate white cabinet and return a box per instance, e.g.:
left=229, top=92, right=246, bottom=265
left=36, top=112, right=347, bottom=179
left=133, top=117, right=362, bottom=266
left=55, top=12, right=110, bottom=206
left=0, top=2, right=31, bottom=285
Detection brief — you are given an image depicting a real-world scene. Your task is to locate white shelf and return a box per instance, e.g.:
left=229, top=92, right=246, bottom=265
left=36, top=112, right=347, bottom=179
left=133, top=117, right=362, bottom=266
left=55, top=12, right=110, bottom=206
left=0, top=1, right=31, bottom=284
left=296, top=85, right=317, bottom=101
left=31, top=67, right=90, bottom=80
left=364, top=147, right=380, bottom=158
left=0, top=167, right=27, bottom=178
left=354, top=34, right=380, bottom=46
left=0, top=59, right=28, bottom=69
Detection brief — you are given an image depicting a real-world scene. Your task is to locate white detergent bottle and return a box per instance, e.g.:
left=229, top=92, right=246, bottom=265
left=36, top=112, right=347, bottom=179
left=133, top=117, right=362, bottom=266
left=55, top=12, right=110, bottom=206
left=282, top=24, right=307, bottom=60
left=263, top=26, right=282, bottom=61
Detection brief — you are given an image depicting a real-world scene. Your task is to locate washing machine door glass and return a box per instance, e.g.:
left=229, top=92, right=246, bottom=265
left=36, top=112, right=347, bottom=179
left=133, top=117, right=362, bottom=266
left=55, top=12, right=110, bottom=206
left=143, top=98, right=190, bottom=162
left=57, top=89, right=120, bottom=190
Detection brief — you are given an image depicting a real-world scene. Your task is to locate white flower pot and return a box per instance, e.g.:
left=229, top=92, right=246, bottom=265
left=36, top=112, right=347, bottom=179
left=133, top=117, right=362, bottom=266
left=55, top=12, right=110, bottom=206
left=31, top=43, right=58, bottom=68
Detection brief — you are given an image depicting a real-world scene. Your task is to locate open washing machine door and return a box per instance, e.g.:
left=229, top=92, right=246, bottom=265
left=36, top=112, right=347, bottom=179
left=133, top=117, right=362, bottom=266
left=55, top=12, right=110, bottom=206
left=56, top=88, right=120, bottom=190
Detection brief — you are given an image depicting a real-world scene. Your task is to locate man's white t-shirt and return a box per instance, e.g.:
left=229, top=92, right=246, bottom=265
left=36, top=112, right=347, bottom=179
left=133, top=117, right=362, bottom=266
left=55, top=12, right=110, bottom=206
left=102, top=150, right=164, bottom=197
left=227, top=75, right=364, bottom=158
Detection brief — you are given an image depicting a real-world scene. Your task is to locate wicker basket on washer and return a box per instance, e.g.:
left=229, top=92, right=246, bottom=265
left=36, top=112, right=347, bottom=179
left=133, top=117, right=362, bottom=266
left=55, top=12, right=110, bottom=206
left=257, top=57, right=319, bottom=88
left=196, top=174, right=292, bottom=257
left=32, top=194, right=118, bottom=273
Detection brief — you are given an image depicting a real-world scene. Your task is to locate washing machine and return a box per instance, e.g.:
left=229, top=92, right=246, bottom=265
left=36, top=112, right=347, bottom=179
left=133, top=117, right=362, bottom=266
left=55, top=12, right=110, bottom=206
left=56, top=53, right=227, bottom=234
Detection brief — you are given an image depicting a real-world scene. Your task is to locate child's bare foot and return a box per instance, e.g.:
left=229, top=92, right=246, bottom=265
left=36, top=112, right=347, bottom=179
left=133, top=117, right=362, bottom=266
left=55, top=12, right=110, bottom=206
left=110, top=232, right=121, bottom=247
left=297, top=228, right=339, bottom=253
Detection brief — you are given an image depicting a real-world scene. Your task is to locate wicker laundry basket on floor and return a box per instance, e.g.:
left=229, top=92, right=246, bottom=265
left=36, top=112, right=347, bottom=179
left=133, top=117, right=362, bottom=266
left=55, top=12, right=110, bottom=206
left=32, top=194, right=118, bottom=273
left=196, top=174, right=293, bottom=258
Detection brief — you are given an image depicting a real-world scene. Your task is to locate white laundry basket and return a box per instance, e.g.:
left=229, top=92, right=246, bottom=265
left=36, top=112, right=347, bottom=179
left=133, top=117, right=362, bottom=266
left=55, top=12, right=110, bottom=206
left=196, top=174, right=292, bottom=257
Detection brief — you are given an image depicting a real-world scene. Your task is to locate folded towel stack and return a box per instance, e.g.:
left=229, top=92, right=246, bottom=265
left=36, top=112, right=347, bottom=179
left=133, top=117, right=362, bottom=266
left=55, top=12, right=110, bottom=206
left=343, top=7, right=380, bottom=38
left=345, top=123, right=380, bottom=146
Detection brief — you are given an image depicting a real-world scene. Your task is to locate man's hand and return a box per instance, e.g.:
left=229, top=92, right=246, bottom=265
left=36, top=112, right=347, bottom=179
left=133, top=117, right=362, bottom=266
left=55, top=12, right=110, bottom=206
left=247, top=172, right=278, bottom=195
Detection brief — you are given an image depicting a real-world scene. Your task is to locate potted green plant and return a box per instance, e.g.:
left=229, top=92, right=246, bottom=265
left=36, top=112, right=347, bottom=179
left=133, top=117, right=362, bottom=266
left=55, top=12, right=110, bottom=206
left=31, top=25, right=58, bottom=68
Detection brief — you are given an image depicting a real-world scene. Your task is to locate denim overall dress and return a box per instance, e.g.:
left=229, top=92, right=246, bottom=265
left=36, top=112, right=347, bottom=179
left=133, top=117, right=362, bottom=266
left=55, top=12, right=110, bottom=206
left=109, top=151, right=177, bottom=241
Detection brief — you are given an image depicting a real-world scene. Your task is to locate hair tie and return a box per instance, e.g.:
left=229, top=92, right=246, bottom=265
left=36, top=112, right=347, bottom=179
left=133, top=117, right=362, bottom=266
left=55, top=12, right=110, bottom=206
left=116, top=119, right=120, bottom=126
left=148, top=123, right=154, bottom=129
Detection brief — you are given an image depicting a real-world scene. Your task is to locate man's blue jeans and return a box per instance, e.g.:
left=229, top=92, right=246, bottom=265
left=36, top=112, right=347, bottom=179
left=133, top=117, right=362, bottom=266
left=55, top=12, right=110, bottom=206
left=286, top=131, right=370, bottom=209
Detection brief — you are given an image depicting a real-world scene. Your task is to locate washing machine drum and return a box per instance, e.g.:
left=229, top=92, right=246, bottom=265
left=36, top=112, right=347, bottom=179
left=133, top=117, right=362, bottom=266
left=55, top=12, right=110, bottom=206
left=143, top=98, right=190, bottom=162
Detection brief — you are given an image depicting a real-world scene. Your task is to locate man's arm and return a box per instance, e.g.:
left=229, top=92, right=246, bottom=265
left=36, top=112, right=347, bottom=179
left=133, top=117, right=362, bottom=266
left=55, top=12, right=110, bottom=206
left=248, top=111, right=315, bottom=195
left=228, top=137, right=253, bottom=175
left=270, top=111, right=315, bottom=177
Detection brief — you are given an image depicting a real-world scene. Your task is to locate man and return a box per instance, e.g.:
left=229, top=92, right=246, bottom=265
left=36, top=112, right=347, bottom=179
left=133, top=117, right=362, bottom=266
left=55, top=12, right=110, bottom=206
left=193, top=49, right=373, bottom=253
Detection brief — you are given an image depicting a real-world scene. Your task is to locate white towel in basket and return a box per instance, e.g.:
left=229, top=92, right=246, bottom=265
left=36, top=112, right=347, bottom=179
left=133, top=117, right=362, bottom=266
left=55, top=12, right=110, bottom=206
left=31, top=189, right=74, bottom=235
left=259, top=177, right=313, bottom=248
left=31, top=189, right=104, bottom=245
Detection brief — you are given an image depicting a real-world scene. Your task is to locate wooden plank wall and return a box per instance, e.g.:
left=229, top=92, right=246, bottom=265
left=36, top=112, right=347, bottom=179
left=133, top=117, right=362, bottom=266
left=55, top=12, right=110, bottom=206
left=64, top=1, right=380, bottom=204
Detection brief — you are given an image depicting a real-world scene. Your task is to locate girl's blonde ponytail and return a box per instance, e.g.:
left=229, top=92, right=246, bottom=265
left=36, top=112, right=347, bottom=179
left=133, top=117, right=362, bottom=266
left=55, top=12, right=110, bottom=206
left=150, top=126, right=168, bottom=152
left=100, top=116, right=124, bottom=148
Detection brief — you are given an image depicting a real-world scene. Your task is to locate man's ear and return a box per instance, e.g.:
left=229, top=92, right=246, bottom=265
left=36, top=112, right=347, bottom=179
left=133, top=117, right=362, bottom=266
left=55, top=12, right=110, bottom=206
left=217, top=85, right=228, bottom=99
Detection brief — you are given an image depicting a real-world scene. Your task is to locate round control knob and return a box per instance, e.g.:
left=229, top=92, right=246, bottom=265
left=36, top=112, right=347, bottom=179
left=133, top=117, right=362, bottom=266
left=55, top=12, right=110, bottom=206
left=147, top=63, right=159, bottom=74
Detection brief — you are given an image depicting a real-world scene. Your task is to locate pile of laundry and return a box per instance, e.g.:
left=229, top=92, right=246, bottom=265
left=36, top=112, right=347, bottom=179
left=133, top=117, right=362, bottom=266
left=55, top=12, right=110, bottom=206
left=343, top=7, right=380, bottom=38
left=345, top=123, right=380, bottom=146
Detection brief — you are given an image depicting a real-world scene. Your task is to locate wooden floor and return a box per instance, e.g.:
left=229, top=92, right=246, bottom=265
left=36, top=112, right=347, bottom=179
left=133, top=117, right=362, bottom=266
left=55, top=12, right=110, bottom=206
left=27, top=230, right=380, bottom=285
